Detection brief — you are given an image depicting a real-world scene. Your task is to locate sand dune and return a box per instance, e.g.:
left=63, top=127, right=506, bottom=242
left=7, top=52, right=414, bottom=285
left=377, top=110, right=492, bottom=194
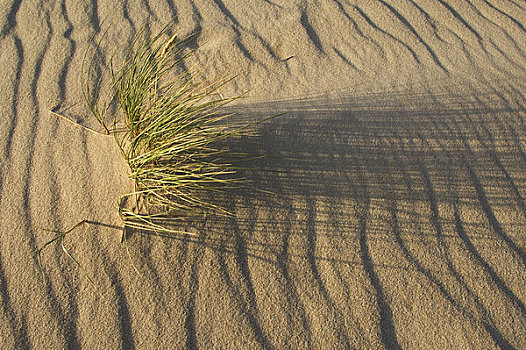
left=1, top=0, right=526, bottom=349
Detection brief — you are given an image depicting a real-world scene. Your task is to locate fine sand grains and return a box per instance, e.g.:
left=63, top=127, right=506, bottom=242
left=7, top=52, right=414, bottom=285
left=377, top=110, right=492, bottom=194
left=0, top=1, right=526, bottom=349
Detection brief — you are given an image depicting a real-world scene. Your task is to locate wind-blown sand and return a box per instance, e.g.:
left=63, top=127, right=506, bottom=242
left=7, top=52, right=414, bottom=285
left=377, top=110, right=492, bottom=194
left=1, top=1, right=526, bottom=349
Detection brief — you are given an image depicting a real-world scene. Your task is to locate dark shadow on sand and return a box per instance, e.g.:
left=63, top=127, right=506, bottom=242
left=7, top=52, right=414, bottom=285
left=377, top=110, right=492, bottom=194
left=124, top=87, right=526, bottom=349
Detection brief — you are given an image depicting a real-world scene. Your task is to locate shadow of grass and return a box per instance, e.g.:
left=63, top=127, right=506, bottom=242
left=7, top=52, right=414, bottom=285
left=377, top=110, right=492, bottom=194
left=122, top=88, right=526, bottom=348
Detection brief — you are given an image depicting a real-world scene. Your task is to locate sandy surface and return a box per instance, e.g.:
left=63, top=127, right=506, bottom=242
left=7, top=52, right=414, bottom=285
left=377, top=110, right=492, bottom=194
left=1, top=0, right=526, bottom=349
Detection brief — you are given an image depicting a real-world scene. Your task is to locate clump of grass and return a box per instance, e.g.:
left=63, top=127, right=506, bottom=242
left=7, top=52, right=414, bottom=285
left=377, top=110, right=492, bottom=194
left=85, top=25, right=260, bottom=235
left=38, top=24, right=276, bottom=284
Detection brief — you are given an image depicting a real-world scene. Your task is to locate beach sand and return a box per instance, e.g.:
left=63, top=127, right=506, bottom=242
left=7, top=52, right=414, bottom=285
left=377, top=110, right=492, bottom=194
left=1, top=1, right=526, bottom=349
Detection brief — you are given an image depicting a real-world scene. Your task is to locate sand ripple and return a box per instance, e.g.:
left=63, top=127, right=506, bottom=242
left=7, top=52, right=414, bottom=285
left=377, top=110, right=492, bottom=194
left=0, top=1, right=525, bottom=349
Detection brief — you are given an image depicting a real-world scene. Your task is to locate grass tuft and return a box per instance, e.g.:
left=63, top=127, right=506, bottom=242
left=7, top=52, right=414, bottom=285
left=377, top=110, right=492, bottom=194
left=38, top=24, right=278, bottom=284
left=86, top=24, right=271, bottom=235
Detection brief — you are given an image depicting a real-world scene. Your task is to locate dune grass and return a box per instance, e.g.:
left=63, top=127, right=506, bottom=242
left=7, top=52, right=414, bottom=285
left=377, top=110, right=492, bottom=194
left=84, top=25, right=265, bottom=235
left=37, top=24, right=277, bottom=284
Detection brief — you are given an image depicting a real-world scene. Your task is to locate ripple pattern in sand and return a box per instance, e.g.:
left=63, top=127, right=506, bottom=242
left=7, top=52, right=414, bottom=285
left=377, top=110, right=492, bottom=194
left=0, top=1, right=525, bottom=349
